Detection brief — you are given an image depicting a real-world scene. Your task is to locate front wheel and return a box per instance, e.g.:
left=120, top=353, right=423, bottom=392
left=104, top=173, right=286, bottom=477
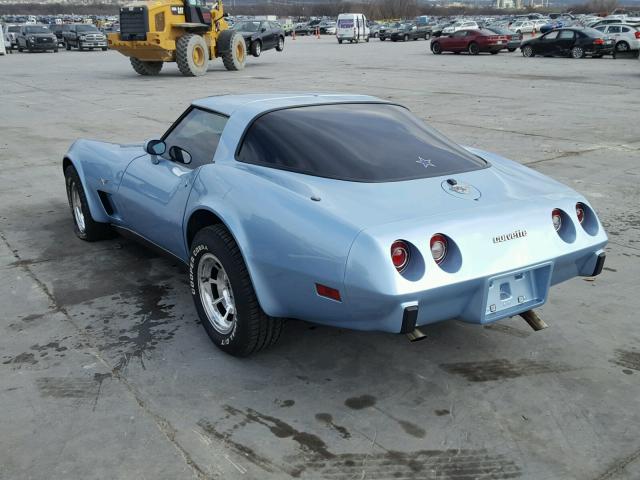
left=218, top=30, right=246, bottom=71
left=431, top=42, right=442, bottom=54
left=190, top=225, right=284, bottom=356
left=468, top=42, right=480, bottom=55
left=65, top=42, right=70, bottom=50
left=490, top=50, right=499, bottom=54
left=571, top=46, right=584, bottom=59
left=250, top=40, right=261, bottom=57
left=130, top=57, right=163, bottom=75
left=522, top=45, right=534, bottom=57
left=403, top=34, right=409, bottom=42
left=276, top=36, right=284, bottom=51
left=64, top=165, right=113, bottom=241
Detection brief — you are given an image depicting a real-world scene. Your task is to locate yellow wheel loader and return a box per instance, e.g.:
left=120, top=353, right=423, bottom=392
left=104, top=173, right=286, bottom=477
left=108, top=0, right=246, bottom=76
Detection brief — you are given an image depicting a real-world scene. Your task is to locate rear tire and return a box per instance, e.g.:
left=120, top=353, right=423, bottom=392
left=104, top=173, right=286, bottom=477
left=490, top=50, right=499, bottom=54
left=508, top=47, right=516, bottom=52
left=190, top=225, right=283, bottom=357
left=338, top=39, right=343, bottom=44
left=571, top=46, right=584, bottom=59
left=64, top=165, right=113, bottom=242
left=130, top=57, right=163, bottom=75
left=615, top=41, right=629, bottom=52
left=176, top=33, right=208, bottom=76
left=276, top=36, right=284, bottom=51
left=218, top=30, right=246, bottom=71
left=65, top=42, right=70, bottom=50
left=404, top=34, right=409, bottom=42
left=102, top=47, right=108, bottom=51
left=522, top=45, right=534, bottom=57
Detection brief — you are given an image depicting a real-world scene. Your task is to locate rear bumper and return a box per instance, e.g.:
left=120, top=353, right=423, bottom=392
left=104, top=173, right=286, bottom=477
left=340, top=246, right=606, bottom=333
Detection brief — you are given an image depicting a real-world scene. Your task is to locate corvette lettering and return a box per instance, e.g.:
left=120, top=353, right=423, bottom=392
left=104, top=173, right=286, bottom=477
left=493, top=229, right=527, bottom=244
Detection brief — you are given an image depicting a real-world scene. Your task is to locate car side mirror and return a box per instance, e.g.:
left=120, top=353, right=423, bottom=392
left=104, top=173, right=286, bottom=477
left=261, top=27, right=267, bottom=32
left=169, top=146, right=192, bottom=165
left=145, top=139, right=166, bottom=156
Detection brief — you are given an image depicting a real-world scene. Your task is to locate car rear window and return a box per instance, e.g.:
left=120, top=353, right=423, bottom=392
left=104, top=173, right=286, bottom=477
left=236, top=103, right=487, bottom=182
left=338, top=19, right=354, bottom=28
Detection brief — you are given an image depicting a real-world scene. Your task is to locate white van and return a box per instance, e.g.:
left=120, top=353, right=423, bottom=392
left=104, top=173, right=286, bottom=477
left=336, top=13, right=370, bottom=44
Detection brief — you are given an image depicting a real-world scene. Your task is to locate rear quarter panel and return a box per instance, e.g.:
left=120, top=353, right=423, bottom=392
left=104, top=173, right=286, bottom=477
left=186, top=163, right=362, bottom=321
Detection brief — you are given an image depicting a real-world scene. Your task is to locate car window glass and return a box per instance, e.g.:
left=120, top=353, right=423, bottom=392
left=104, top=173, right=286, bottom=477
left=557, top=30, right=574, bottom=39
left=544, top=31, right=559, bottom=39
left=608, top=26, right=621, bottom=33
left=237, top=103, right=487, bottom=183
left=620, top=27, right=630, bottom=32
left=162, top=108, right=228, bottom=168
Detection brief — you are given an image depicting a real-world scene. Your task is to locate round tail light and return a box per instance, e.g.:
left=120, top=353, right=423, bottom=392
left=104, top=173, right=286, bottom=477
left=552, top=209, right=563, bottom=232
left=430, top=234, right=448, bottom=265
left=576, top=203, right=585, bottom=224
left=391, top=240, right=410, bottom=273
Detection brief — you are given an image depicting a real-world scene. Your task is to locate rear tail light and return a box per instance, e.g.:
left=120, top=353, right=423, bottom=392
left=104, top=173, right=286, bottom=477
left=576, top=203, right=585, bottom=224
left=552, top=209, right=563, bottom=232
left=635, top=31, right=640, bottom=39
left=594, top=38, right=605, bottom=45
left=430, top=234, right=448, bottom=265
left=391, top=240, right=410, bottom=273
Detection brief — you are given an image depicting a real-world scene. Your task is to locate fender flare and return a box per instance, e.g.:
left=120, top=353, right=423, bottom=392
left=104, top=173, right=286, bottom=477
left=62, top=153, right=109, bottom=223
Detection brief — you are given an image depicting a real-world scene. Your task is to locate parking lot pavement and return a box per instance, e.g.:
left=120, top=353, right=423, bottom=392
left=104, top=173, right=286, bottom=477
left=1, top=36, right=639, bottom=480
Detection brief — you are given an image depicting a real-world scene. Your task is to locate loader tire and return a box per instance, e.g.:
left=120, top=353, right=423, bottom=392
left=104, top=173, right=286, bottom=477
left=176, top=33, right=209, bottom=76
left=218, top=30, right=246, bottom=71
left=130, top=57, right=163, bottom=76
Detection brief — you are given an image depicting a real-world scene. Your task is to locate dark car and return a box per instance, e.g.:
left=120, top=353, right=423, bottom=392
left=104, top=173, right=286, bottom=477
left=63, top=24, right=107, bottom=51
left=233, top=20, right=284, bottom=57
left=485, top=26, right=521, bottom=52
left=16, top=24, right=58, bottom=52
left=293, top=23, right=312, bottom=36
left=389, top=23, right=422, bottom=42
left=521, top=27, right=614, bottom=58
left=378, top=22, right=400, bottom=41
left=431, top=29, right=509, bottom=55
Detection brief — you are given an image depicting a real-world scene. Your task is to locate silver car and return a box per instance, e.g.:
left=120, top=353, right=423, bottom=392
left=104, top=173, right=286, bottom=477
left=594, top=24, right=640, bottom=52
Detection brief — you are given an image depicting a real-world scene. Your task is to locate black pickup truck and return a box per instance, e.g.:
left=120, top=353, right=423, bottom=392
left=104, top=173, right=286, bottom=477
left=62, top=24, right=108, bottom=51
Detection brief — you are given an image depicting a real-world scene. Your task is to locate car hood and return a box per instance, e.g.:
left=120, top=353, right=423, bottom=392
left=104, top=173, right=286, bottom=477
left=236, top=147, right=582, bottom=232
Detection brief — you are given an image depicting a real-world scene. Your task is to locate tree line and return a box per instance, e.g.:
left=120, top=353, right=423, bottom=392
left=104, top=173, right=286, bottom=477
left=0, top=0, right=626, bottom=19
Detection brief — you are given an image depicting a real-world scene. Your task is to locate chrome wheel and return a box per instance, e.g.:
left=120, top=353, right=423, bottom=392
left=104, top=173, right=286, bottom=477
left=198, top=253, right=236, bottom=334
left=70, top=181, right=86, bottom=234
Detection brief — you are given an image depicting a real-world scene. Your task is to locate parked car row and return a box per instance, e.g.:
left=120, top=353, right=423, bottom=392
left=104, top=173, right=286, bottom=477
left=429, top=26, right=619, bottom=60
left=2, top=22, right=107, bottom=52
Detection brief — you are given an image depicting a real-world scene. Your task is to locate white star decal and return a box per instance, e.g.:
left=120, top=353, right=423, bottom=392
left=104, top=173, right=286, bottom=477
left=416, top=156, right=435, bottom=168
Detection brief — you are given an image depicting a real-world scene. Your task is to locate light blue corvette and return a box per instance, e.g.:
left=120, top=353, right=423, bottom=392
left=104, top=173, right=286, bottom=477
left=63, top=93, right=607, bottom=356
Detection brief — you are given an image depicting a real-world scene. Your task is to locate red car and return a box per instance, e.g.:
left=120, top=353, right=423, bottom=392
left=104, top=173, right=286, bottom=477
left=431, top=29, right=509, bottom=55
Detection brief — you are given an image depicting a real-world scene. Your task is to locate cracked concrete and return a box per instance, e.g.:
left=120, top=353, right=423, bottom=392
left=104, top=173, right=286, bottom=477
left=1, top=36, right=639, bottom=480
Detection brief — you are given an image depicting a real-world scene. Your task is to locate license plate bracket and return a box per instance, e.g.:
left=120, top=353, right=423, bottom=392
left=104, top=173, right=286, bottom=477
left=482, top=263, right=552, bottom=323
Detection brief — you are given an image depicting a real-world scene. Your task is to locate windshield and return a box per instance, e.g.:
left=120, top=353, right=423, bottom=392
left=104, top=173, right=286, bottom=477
left=8, top=26, right=20, bottom=32
left=234, top=21, right=261, bottom=32
left=25, top=26, right=50, bottom=34
left=237, top=103, right=487, bottom=183
left=76, top=25, right=99, bottom=32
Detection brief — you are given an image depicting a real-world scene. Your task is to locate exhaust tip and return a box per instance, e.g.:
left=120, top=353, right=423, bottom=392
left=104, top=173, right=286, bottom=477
left=520, top=309, right=548, bottom=331
left=406, top=327, right=427, bottom=342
